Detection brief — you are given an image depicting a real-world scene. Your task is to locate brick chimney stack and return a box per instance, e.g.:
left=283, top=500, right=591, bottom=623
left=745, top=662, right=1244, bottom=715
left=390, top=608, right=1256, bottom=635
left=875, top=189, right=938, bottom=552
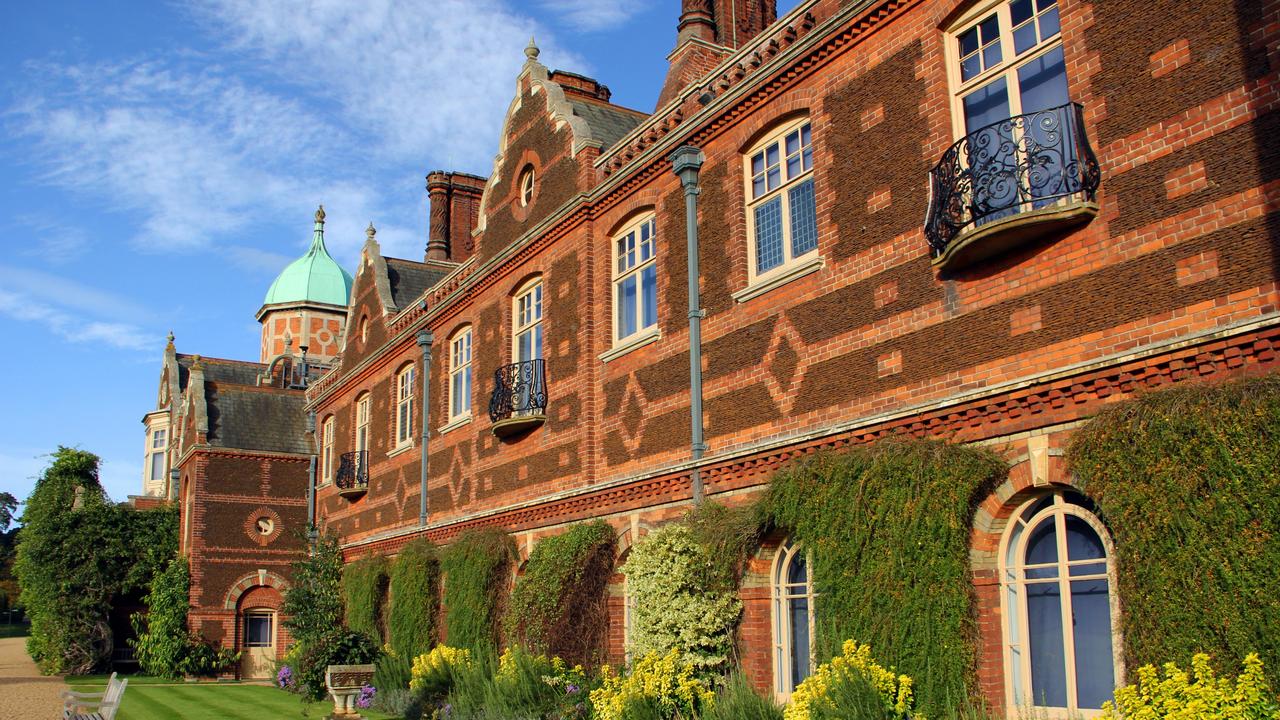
left=656, top=0, right=778, bottom=110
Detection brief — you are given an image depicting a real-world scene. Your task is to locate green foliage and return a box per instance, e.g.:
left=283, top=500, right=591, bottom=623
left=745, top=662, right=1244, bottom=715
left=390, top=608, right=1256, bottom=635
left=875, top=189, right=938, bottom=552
left=389, top=539, right=439, bottom=659
left=1101, top=653, right=1280, bottom=719
left=442, top=646, right=594, bottom=720
left=344, top=555, right=391, bottom=645
left=176, top=635, right=240, bottom=678
left=15, top=448, right=179, bottom=674
left=591, top=648, right=717, bottom=720
left=622, top=522, right=743, bottom=678
left=0, top=491, right=16, bottom=532
left=788, top=640, right=918, bottom=720
left=703, top=673, right=783, bottom=720
left=297, top=629, right=381, bottom=701
left=373, top=652, right=416, bottom=715
left=282, top=530, right=344, bottom=650
left=1068, top=376, right=1280, bottom=681
left=131, top=557, right=192, bottom=678
left=762, top=438, right=1008, bottom=715
left=504, top=520, right=615, bottom=665
left=440, top=528, right=514, bottom=651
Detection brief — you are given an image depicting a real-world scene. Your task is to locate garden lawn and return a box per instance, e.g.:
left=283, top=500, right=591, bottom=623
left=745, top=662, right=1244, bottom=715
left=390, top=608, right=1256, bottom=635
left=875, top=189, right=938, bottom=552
left=68, top=676, right=396, bottom=720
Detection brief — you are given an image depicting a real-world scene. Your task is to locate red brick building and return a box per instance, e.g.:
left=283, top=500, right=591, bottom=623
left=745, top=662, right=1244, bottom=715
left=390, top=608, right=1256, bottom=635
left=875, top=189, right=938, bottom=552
left=154, top=0, right=1279, bottom=710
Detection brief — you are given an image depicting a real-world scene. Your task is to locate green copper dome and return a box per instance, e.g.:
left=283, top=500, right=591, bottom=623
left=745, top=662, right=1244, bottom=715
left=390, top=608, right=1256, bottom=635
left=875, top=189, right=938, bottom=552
left=263, top=206, right=354, bottom=308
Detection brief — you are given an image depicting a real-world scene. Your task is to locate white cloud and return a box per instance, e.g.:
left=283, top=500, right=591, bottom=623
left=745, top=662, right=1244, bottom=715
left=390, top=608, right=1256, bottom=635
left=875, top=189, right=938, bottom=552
left=0, top=285, right=155, bottom=352
left=14, top=214, right=90, bottom=261
left=0, top=264, right=151, bottom=320
left=538, top=0, right=646, bottom=31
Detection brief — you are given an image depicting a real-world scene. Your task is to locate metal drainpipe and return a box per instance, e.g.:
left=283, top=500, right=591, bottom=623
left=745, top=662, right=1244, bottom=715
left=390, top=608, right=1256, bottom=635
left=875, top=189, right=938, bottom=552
left=671, top=145, right=707, bottom=505
left=416, top=330, right=434, bottom=526
left=306, top=410, right=317, bottom=546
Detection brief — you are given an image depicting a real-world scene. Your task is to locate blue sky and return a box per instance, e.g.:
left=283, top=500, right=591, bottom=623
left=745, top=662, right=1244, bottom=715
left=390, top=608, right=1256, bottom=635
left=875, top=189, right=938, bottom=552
left=0, top=0, right=802, bottom=510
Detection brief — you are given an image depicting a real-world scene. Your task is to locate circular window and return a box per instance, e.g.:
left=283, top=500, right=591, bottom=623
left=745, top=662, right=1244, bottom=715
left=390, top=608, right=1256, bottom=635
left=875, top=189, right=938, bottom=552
left=519, top=166, right=535, bottom=207
left=256, top=517, right=275, bottom=535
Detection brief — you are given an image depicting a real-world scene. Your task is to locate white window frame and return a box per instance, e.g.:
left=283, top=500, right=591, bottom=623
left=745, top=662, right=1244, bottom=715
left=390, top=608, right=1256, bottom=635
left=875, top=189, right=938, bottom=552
left=771, top=538, right=816, bottom=702
left=448, top=327, right=473, bottom=423
left=998, top=492, right=1123, bottom=719
left=395, top=364, right=415, bottom=449
left=355, top=393, right=371, bottom=455
left=946, top=0, right=1066, bottom=140
left=321, top=416, right=335, bottom=485
left=513, top=278, right=543, bottom=363
left=742, top=118, right=819, bottom=295
left=519, top=166, right=535, bottom=207
left=142, top=420, right=170, bottom=495
left=611, top=214, right=659, bottom=348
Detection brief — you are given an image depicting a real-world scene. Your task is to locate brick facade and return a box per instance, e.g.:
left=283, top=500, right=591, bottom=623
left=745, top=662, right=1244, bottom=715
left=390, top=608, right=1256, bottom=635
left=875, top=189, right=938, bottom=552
left=142, top=0, right=1279, bottom=708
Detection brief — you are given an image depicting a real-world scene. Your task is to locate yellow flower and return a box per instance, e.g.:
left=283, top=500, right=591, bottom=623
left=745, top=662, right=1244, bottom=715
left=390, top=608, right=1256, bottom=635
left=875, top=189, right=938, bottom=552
left=784, top=640, right=919, bottom=720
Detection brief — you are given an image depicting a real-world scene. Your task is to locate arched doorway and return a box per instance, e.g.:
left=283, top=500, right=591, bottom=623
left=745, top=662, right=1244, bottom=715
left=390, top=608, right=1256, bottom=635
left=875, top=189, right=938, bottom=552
left=236, top=585, right=283, bottom=679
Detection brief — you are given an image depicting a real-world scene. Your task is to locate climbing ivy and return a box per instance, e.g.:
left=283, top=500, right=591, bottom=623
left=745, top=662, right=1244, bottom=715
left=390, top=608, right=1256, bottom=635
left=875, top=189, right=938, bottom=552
left=343, top=555, right=390, bottom=645
left=440, top=528, right=514, bottom=652
left=1069, top=375, right=1280, bottom=683
left=387, top=538, right=439, bottom=660
left=282, top=530, right=344, bottom=650
left=762, top=438, right=1007, bottom=715
left=503, top=520, right=614, bottom=666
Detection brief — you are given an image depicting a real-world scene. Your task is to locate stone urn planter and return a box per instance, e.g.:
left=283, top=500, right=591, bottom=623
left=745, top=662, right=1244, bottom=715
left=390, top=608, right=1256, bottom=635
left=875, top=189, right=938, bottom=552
left=325, top=663, right=375, bottom=718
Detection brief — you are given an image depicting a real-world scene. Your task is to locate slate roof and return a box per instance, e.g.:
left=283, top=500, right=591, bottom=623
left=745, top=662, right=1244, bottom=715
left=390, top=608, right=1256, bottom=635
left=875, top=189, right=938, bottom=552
left=386, top=258, right=450, bottom=310
left=176, top=354, right=266, bottom=391
left=570, top=100, right=646, bottom=153
left=205, top=383, right=311, bottom=455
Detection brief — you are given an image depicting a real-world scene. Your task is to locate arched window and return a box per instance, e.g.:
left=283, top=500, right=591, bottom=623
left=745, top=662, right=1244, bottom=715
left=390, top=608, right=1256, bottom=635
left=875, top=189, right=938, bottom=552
left=744, top=117, right=817, bottom=290
left=395, top=363, right=415, bottom=448
left=1001, top=491, right=1119, bottom=715
left=320, top=416, right=335, bottom=485
left=772, top=538, right=815, bottom=700
left=449, top=326, right=473, bottom=423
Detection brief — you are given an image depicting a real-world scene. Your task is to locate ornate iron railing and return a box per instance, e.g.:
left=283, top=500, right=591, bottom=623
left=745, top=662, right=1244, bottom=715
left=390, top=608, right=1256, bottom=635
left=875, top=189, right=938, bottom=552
left=335, top=450, right=368, bottom=491
left=925, top=102, right=1100, bottom=257
left=488, top=359, right=548, bottom=422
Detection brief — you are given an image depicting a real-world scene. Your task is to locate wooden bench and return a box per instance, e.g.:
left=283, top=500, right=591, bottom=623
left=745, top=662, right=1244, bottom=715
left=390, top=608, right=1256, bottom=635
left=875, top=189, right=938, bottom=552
left=61, top=673, right=127, bottom=720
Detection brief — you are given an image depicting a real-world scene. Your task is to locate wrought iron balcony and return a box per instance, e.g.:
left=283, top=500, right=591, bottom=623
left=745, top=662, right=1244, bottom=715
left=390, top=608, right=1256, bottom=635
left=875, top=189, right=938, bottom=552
left=488, top=359, right=547, bottom=438
left=925, top=102, right=1101, bottom=270
left=335, top=450, right=368, bottom=498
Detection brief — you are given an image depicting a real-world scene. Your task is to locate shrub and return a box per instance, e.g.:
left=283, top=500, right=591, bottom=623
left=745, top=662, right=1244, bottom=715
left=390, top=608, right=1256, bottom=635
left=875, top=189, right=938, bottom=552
left=786, top=640, right=917, bottom=720
left=440, top=528, right=514, bottom=651
left=1069, top=376, right=1280, bottom=680
left=703, top=672, right=783, bottom=720
left=410, top=645, right=473, bottom=707
left=590, top=648, right=717, bottom=720
left=443, top=646, right=593, bottom=720
left=503, top=520, right=615, bottom=666
left=622, top=523, right=742, bottom=677
left=343, top=555, right=390, bottom=645
left=763, top=438, right=1007, bottom=714
left=177, top=634, right=240, bottom=678
left=1101, top=653, right=1280, bottom=719
left=130, top=556, right=191, bottom=678
left=282, top=531, right=344, bottom=651
left=16, top=448, right=178, bottom=674
left=389, top=539, right=439, bottom=659
left=296, top=629, right=381, bottom=701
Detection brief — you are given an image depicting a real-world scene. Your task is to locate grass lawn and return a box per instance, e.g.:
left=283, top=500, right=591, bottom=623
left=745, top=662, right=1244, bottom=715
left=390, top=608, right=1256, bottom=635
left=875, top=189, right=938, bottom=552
left=69, top=675, right=397, bottom=720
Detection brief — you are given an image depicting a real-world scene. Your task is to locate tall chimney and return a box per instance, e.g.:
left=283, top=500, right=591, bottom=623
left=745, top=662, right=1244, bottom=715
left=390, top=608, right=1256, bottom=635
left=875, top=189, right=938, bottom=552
left=656, top=0, right=779, bottom=110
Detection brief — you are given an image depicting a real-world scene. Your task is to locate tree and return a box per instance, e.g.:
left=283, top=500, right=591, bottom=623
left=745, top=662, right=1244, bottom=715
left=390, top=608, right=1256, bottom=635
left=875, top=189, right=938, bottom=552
left=15, top=448, right=178, bottom=674
left=282, top=530, right=344, bottom=650
left=0, top=492, right=17, bottom=532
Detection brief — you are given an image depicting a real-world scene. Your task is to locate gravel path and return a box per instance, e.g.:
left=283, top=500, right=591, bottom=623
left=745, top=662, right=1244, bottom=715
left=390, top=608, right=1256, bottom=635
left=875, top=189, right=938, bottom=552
left=0, top=636, right=66, bottom=720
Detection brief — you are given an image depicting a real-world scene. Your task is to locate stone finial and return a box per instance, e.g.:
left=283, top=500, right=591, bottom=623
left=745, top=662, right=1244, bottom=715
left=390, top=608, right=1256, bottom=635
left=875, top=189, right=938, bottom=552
left=525, top=36, right=540, bottom=62
left=315, top=205, right=326, bottom=224
left=191, top=354, right=203, bottom=369
left=366, top=222, right=377, bottom=241
left=166, top=330, right=175, bottom=349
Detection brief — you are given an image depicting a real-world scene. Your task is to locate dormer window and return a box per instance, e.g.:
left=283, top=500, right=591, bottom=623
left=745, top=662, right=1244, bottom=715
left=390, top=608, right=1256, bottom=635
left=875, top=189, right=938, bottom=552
left=519, top=166, right=536, bottom=207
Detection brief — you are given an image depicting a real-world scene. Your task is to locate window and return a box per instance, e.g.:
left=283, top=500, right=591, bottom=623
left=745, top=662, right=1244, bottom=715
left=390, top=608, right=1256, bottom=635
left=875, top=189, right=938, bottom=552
left=321, top=416, right=334, bottom=484
left=360, top=316, right=369, bottom=345
left=612, top=216, right=658, bottom=345
left=519, top=166, right=536, bottom=207
left=148, top=427, right=167, bottom=485
left=244, top=612, right=273, bottom=648
left=449, top=328, right=473, bottom=421
left=772, top=539, right=815, bottom=700
left=950, top=0, right=1070, bottom=220
left=1001, top=491, right=1119, bottom=715
left=355, top=394, right=371, bottom=455
left=745, top=119, right=817, bottom=284
left=514, top=280, right=543, bottom=364
left=396, top=364, right=415, bottom=447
